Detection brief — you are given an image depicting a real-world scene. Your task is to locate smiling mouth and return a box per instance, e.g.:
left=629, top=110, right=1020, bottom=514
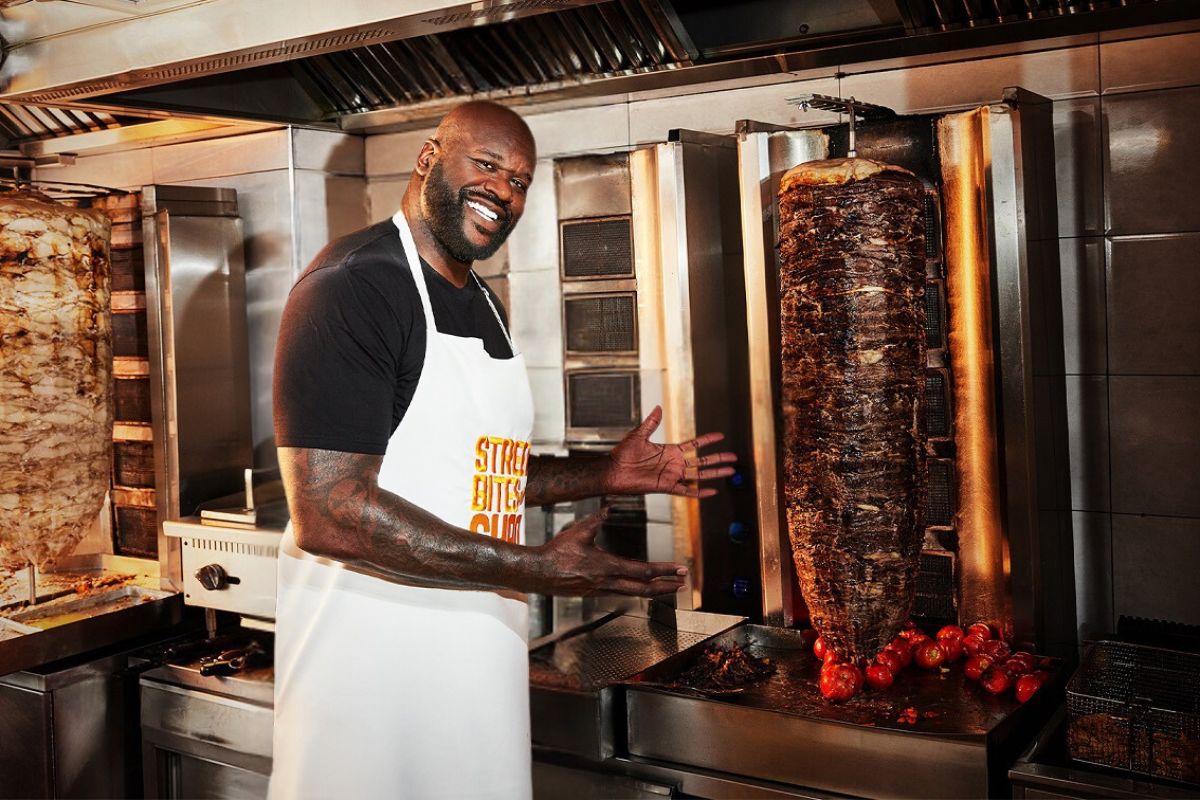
left=466, top=199, right=501, bottom=224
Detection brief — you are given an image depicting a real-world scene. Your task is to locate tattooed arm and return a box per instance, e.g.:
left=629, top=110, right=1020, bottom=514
left=525, top=406, right=738, bottom=506
left=279, top=446, right=687, bottom=596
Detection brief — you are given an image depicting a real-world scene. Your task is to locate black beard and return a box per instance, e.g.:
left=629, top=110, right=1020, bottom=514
left=421, top=161, right=514, bottom=264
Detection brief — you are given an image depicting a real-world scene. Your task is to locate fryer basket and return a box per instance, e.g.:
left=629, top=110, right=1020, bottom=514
left=1066, top=640, right=1200, bottom=786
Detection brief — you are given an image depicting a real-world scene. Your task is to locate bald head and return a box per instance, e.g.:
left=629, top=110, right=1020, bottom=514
left=432, top=101, right=536, bottom=161
left=402, top=101, right=537, bottom=273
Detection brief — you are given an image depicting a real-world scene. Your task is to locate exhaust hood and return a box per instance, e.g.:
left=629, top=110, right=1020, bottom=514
left=0, top=0, right=1198, bottom=139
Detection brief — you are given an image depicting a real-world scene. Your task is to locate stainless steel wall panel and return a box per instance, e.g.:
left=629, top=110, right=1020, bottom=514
left=508, top=158, right=560, bottom=273
left=528, top=366, right=567, bottom=448
left=1065, top=376, right=1111, bottom=514
left=293, top=171, right=370, bottom=270
left=526, top=105, right=632, bottom=160
left=510, top=269, right=565, bottom=369
left=1109, top=376, right=1200, bottom=518
left=1072, top=510, right=1113, bottom=642
left=1052, top=97, right=1103, bottom=238
left=840, top=47, right=1099, bottom=115
left=1100, top=29, right=1200, bottom=95
left=1104, top=86, right=1200, bottom=235
left=1106, top=233, right=1200, bottom=375
left=1112, top=513, right=1200, bottom=627
left=627, top=77, right=840, bottom=144
left=150, top=130, right=291, bottom=184
left=1058, top=237, right=1107, bottom=376
left=366, top=177, right=408, bottom=222
left=291, top=128, right=366, bottom=174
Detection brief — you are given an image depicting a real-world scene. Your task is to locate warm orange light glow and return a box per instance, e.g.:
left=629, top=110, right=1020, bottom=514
left=938, top=109, right=1011, bottom=632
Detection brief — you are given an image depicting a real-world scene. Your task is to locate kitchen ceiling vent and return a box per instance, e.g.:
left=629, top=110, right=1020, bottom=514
left=422, top=0, right=580, bottom=27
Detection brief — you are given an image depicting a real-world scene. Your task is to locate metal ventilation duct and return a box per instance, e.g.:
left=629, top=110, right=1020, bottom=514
left=0, top=101, right=151, bottom=145
left=1, top=0, right=1198, bottom=135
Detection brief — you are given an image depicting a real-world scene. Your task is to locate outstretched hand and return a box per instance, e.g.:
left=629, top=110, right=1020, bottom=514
left=605, top=406, right=737, bottom=499
left=538, top=506, right=688, bottom=597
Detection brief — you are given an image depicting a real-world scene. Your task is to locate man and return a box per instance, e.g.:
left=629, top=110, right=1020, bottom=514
left=270, top=101, right=735, bottom=799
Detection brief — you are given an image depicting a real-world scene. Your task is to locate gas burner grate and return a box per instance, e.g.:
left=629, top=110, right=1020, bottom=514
left=927, top=459, right=955, bottom=528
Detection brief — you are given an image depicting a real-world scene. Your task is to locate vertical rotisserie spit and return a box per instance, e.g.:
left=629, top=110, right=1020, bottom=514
left=0, top=190, right=112, bottom=571
left=778, top=157, right=927, bottom=663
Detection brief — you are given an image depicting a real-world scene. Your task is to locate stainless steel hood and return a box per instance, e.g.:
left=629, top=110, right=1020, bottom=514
left=1, top=0, right=1199, bottom=138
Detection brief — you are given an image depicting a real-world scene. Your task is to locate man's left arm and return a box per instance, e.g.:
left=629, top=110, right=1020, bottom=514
left=525, top=406, right=737, bottom=506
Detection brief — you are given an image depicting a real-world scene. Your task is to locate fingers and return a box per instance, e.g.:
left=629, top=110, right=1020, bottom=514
left=684, top=451, right=739, bottom=469
left=633, top=405, right=663, bottom=439
left=561, top=505, right=610, bottom=543
left=605, top=578, right=688, bottom=597
left=611, top=558, right=688, bottom=581
left=670, top=485, right=719, bottom=499
left=684, top=466, right=737, bottom=482
left=682, top=431, right=726, bottom=451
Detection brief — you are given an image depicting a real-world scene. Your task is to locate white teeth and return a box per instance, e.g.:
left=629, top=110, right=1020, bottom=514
left=467, top=200, right=499, bottom=222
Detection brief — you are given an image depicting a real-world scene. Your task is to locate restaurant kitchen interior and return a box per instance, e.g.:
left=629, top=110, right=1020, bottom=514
left=0, top=1, right=1199, bottom=798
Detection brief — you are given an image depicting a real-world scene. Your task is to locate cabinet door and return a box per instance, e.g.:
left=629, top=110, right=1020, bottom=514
left=0, top=683, right=52, bottom=799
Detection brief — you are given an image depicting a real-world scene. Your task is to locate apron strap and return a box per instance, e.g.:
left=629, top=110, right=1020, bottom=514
left=470, top=271, right=518, bottom=357
left=392, top=210, right=437, bottom=328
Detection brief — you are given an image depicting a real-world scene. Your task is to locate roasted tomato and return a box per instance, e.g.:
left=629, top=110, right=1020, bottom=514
left=1009, top=651, right=1037, bottom=672
left=963, top=654, right=994, bottom=681
left=980, top=666, right=1012, bottom=695
left=865, top=663, right=894, bottom=690
left=937, top=625, right=965, bottom=642
left=967, top=622, right=993, bottom=641
left=875, top=649, right=904, bottom=675
left=885, top=640, right=913, bottom=669
left=812, top=636, right=828, bottom=661
left=819, top=663, right=863, bottom=702
left=981, top=639, right=1011, bottom=661
left=1014, top=673, right=1046, bottom=703
left=940, top=636, right=964, bottom=663
left=962, top=634, right=987, bottom=657
left=913, top=639, right=946, bottom=670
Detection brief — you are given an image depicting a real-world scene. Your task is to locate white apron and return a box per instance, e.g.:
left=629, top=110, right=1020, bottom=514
left=269, top=210, right=535, bottom=800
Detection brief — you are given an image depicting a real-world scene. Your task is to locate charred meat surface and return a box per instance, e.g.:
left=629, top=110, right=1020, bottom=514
left=778, top=157, right=927, bottom=664
left=0, top=190, right=112, bottom=571
left=677, top=643, right=776, bottom=691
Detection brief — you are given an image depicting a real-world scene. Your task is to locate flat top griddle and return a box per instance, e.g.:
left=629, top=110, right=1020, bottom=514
left=628, top=624, right=1062, bottom=739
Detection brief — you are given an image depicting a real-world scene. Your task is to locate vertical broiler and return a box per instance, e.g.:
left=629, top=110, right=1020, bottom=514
left=532, top=87, right=1075, bottom=798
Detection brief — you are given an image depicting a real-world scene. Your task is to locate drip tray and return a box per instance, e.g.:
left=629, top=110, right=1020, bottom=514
left=529, top=604, right=744, bottom=760
left=0, top=578, right=182, bottom=676
left=625, top=625, right=1064, bottom=799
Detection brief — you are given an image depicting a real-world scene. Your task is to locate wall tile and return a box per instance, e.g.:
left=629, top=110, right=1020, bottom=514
left=1107, top=233, right=1200, bottom=375
left=628, top=77, right=840, bottom=144
left=291, top=129, right=365, bottom=174
left=1104, top=86, right=1200, bottom=235
left=1053, top=97, right=1103, bottom=238
left=1059, top=237, right=1107, bottom=375
left=1112, top=513, right=1200, bottom=627
left=840, top=46, right=1098, bottom=116
left=1072, top=511, right=1114, bottom=643
left=1109, top=376, right=1200, bottom=517
left=1100, top=29, right=1200, bottom=95
left=1066, top=375, right=1110, bottom=512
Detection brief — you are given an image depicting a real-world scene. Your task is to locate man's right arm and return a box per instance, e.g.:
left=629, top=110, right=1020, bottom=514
left=280, top=446, right=687, bottom=597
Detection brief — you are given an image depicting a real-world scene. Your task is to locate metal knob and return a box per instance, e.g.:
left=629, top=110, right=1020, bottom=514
left=196, top=563, right=229, bottom=591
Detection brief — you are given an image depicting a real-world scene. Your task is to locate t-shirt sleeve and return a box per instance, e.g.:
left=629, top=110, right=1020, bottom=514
left=273, top=252, right=410, bottom=455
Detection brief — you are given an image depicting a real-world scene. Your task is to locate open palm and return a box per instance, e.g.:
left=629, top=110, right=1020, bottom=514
left=606, top=406, right=737, bottom=499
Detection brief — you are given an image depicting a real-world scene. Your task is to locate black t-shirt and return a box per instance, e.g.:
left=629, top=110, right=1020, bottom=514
left=273, top=218, right=513, bottom=455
